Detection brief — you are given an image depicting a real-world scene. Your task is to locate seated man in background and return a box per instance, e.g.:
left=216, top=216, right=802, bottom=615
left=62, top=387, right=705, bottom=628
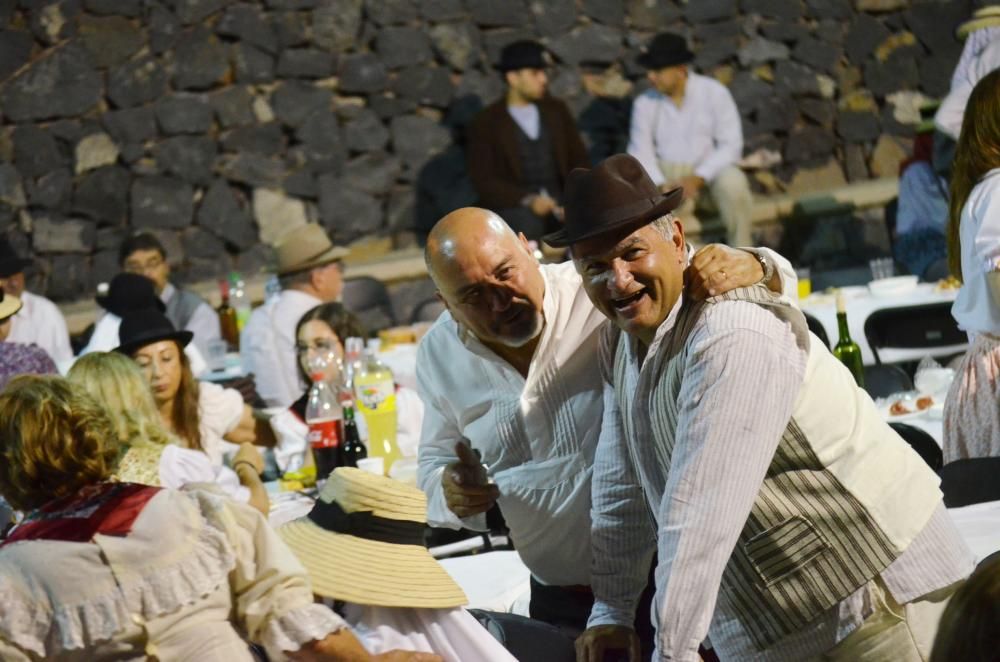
left=0, top=287, right=57, bottom=391
left=241, top=224, right=348, bottom=408
left=119, top=232, right=221, bottom=358
left=0, top=238, right=72, bottom=367
left=417, top=206, right=792, bottom=655
left=466, top=40, right=590, bottom=242
left=629, top=32, right=752, bottom=247
left=557, top=154, right=972, bottom=662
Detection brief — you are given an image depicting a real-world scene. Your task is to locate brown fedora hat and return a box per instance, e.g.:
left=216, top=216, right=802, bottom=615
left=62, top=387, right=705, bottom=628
left=276, top=224, right=350, bottom=276
left=544, top=154, right=684, bottom=247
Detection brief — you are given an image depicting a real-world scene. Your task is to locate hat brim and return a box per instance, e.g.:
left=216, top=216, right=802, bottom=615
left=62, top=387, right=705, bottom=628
left=637, top=50, right=695, bottom=70
left=0, top=257, right=31, bottom=279
left=544, top=187, right=685, bottom=248
left=957, top=15, right=1000, bottom=39
left=115, top=329, right=193, bottom=356
left=97, top=295, right=167, bottom=317
left=0, top=295, right=22, bottom=322
left=277, top=245, right=350, bottom=276
left=278, top=518, right=468, bottom=609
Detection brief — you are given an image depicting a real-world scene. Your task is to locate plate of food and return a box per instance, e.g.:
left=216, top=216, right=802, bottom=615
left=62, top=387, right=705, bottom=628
left=880, top=393, right=937, bottom=421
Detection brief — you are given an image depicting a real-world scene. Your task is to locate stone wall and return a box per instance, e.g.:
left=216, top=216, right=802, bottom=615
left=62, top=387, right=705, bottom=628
left=0, top=0, right=979, bottom=301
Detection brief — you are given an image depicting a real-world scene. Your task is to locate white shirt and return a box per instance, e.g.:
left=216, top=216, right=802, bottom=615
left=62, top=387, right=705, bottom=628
left=7, top=290, right=73, bottom=366
left=953, top=169, right=1000, bottom=334
left=507, top=104, right=540, bottom=140
left=417, top=262, right=606, bottom=587
left=161, top=283, right=222, bottom=358
left=935, top=28, right=1000, bottom=139
left=158, top=444, right=250, bottom=503
left=197, top=380, right=246, bottom=465
left=241, top=289, right=322, bottom=408
left=628, top=73, right=744, bottom=185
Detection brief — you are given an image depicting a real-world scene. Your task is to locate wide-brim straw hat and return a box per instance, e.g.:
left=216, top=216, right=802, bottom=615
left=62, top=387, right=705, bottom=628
left=278, top=467, right=467, bottom=609
left=275, top=224, right=350, bottom=276
left=957, top=5, right=1000, bottom=40
left=0, top=291, right=22, bottom=322
left=545, top=153, right=684, bottom=247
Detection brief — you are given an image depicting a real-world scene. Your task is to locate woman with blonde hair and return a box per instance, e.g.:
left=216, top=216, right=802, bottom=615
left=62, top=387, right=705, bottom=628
left=944, top=67, right=1000, bottom=461
left=0, top=375, right=439, bottom=662
left=67, top=352, right=269, bottom=515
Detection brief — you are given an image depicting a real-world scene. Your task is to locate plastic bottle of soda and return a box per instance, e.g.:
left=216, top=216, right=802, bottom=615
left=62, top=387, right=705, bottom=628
left=229, top=272, right=252, bottom=332
left=305, top=356, right=343, bottom=482
left=353, top=339, right=400, bottom=473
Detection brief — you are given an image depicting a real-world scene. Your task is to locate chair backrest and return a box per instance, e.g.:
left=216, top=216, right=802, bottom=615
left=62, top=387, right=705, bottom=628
left=467, top=610, right=576, bottom=662
left=804, top=312, right=830, bottom=350
left=889, top=422, right=942, bottom=471
left=341, top=276, right=397, bottom=332
left=863, top=364, right=914, bottom=399
left=863, top=302, right=967, bottom=364
left=938, top=457, right=1000, bottom=507
left=410, top=296, right=446, bottom=324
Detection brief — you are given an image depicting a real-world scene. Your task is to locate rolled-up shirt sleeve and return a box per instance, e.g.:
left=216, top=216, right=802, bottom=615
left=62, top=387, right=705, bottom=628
left=588, top=380, right=656, bottom=629
left=652, top=307, right=806, bottom=660
left=416, top=341, right=487, bottom=532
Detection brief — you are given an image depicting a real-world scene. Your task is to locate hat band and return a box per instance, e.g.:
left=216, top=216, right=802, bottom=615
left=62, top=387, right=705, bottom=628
left=307, top=499, right=426, bottom=546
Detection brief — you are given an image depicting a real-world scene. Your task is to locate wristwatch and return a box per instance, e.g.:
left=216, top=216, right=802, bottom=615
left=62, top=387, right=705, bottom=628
left=754, top=251, right=774, bottom=285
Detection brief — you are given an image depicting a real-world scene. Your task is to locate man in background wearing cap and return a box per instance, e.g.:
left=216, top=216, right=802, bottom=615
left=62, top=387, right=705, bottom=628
left=0, top=238, right=72, bottom=366
left=629, top=32, right=753, bottom=247
left=417, top=206, right=792, bottom=653
left=0, top=287, right=57, bottom=391
left=466, top=40, right=590, bottom=242
left=559, top=154, right=970, bottom=662
left=119, top=231, right=221, bottom=358
left=241, top=224, right=348, bottom=408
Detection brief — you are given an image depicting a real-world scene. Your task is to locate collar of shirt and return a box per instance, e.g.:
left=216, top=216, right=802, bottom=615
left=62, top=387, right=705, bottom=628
left=160, top=282, right=176, bottom=305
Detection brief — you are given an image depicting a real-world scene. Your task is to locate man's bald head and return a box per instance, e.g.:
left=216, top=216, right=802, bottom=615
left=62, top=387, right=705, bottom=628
left=424, top=208, right=545, bottom=349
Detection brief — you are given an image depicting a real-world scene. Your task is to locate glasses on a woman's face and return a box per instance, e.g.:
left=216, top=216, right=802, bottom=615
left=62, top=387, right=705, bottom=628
left=296, top=338, right=337, bottom=355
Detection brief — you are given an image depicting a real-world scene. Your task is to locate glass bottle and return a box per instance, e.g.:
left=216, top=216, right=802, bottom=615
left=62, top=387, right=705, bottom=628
left=339, top=404, right=368, bottom=468
left=832, top=292, right=865, bottom=388
left=217, top=279, right=239, bottom=350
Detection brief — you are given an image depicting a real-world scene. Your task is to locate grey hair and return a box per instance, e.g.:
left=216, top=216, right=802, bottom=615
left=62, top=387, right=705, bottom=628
left=650, top=213, right=676, bottom=240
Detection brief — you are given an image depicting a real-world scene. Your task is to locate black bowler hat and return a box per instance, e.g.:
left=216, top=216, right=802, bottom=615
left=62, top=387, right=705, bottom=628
left=96, top=273, right=167, bottom=318
left=496, top=40, right=548, bottom=73
left=116, top=308, right=193, bottom=356
left=637, top=32, right=695, bottom=70
left=544, top=153, right=684, bottom=247
left=0, top=238, right=31, bottom=278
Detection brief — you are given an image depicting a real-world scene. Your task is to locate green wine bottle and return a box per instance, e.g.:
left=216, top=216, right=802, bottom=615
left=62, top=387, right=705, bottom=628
left=832, top=292, right=865, bottom=388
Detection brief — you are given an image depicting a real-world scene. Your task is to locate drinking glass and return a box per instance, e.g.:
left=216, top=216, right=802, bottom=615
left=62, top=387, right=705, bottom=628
left=795, top=267, right=812, bottom=299
left=206, top=338, right=228, bottom=372
left=869, top=257, right=895, bottom=281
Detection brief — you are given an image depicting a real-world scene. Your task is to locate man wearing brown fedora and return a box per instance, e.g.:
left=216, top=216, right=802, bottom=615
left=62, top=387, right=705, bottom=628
left=554, top=154, right=971, bottom=662
left=629, top=32, right=753, bottom=248
left=241, top=224, right=349, bottom=407
left=466, top=40, right=590, bottom=242
left=416, top=204, right=793, bottom=653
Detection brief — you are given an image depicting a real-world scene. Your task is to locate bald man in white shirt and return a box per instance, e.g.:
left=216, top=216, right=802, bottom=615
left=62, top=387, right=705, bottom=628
left=629, top=33, right=753, bottom=247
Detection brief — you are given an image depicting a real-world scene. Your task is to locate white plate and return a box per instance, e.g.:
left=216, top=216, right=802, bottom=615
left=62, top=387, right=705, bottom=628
left=879, top=394, right=939, bottom=422
left=839, top=285, right=868, bottom=299
left=868, top=275, right=919, bottom=297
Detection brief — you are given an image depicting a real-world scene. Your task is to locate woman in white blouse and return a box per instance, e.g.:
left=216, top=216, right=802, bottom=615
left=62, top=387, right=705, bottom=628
left=116, top=308, right=264, bottom=466
left=67, top=352, right=270, bottom=515
left=944, top=67, right=1000, bottom=461
left=0, top=375, right=439, bottom=662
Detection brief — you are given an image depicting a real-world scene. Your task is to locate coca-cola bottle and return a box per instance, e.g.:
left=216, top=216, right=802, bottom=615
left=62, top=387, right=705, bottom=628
left=305, top=358, right=343, bottom=482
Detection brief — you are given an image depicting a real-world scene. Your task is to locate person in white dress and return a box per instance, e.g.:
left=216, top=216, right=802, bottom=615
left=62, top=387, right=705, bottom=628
left=67, top=351, right=269, bottom=515
left=0, top=375, right=438, bottom=662
left=944, top=67, right=1000, bottom=461
left=0, top=237, right=73, bottom=366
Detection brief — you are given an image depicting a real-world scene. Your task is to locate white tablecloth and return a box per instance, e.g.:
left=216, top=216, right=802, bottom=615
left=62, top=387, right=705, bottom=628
left=802, top=284, right=961, bottom=365
left=948, top=500, right=1000, bottom=564
left=439, top=551, right=532, bottom=616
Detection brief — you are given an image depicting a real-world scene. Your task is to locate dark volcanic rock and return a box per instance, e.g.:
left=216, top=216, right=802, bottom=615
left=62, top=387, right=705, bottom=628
left=582, top=0, right=625, bottom=27
left=130, top=176, right=194, bottom=229
left=276, top=48, right=336, bottom=78
left=742, top=0, right=801, bottom=20
left=845, top=14, right=890, bottom=65
left=533, top=0, right=576, bottom=37
left=906, top=2, right=965, bottom=54
left=774, top=60, right=821, bottom=96
left=168, top=0, right=235, bottom=25
left=919, top=53, right=958, bottom=98
left=548, top=24, right=623, bottom=66
left=341, top=152, right=401, bottom=195
left=13, top=125, right=65, bottom=180
left=181, top=226, right=227, bottom=260
left=216, top=3, right=277, bottom=53
left=210, top=86, right=256, bottom=128
left=173, top=27, right=230, bottom=90
left=339, top=53, right=388, bottom=94
left=792, top=36, right=841, bottom=73
left=1, top=45, right=101, bottom=121
left=729, top=72, right=772, bottom=117
left=196, top=179, right=257, bottom=250
left=294, top=110, right=346, bottom=173
left=29, top=0, right=80, bottom=45
left=48, top=254, right=91, bottom=300
left=864, top=56, right=919, bottom=97
left=784, top=126, right=836, bottom=164
left=149, top=4, right=181, bottom=53
left=272, top=10, right=310, bottom=48
left=369, top=94, right=419, bottom=120
left=272, top=81, right=333, bottom=128
left=837, top=110, right=880, bottom=143
left=72, top=165, right=130, bottom=225
left=799, top=98, right=836, bottom=126
left=233, top=43, right=276, bottom=83
left=685, top=0, right=737, bottom=23
left=312, top=0, right=363, bottom=52
left=108, top=56, right=168, bottom=108
left=0, top=163, right=24, bottom=210
left=343, top=110, right=390, bottom=152
left=753, top=96, right=798, bottom=133
left=0, top=29, right=35, bottom=82
left=760, top=20, right=809, bottom=43
left=155, top=95, right=214, bottom=135
left=282, top=169, right=317, bottom=198
left=365, top=0, right=418, bottom=25
left=318, top=175, right=382, bottom=242
left=805, top=0, right=852, bottom=20
left=32, top=214, right=95, bottom=253
left=429, top=22, right=481, bottom=70
left=375, top=26, right=433, bottom=70
left=390, top=115, right=451, bottom=172
left=84, top=0, right=141, bottom=15
left=468, top=0, right=525, bottom=27
left=217, top=152, right=288, bottom=186
left=420, top=0, right=465, bottom=21
left=102, top=106, right=157, bottom=144
left=76, top=14, right=144, bottom=67
left=391, top=66, right=454, bottom=108
left=28, top=168, right=73, bottom=210
left=221, top=123, right=285, bottom=155
left=152, top=135, right=217, bottom=184
left=626, top=0, right=681, bottom=29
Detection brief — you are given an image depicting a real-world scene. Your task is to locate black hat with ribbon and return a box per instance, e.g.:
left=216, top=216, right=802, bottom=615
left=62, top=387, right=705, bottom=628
left=496, top=39, right=549, bottom=72
left=0, top=238, right=30, bottom=279
left=637, top=32, right=695, bottom=70
left=96, top=273, right=167, bottom=318
left=115, top=308, right=193, bottom=356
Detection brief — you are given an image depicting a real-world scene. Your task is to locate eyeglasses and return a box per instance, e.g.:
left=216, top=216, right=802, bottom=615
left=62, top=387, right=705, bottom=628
left=296, top=339, right=338, bottom=354
left=124, top=256, right=165, bottom=274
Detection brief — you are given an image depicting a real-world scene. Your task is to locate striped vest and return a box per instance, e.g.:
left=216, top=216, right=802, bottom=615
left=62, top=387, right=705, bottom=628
left=607, top=286, right=942, bottom=651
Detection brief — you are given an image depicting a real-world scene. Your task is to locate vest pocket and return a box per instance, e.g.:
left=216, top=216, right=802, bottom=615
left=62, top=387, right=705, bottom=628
left=744, top=516, right=830, bottom=588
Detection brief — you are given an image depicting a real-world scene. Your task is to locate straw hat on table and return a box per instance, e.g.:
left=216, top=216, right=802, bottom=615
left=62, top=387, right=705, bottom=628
left=279, top=467, right=467, bottom=609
